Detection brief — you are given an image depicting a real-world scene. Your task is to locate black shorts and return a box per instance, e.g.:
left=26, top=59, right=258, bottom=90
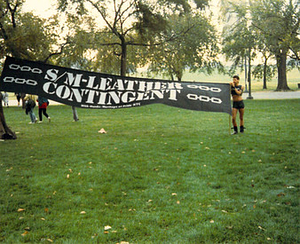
left=233, top=100, right=245, bottom=109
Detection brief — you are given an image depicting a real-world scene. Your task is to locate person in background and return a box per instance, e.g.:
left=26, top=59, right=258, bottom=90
left=21, top=93, right=26, bottom=109
left=3, top=92, right=9, bottom=107
left=37, top=96, right=51, bottom=123
left=15, top=93, right=21, bottom=106
left=24, top=94, right=37, bottom=124
left=230, top=75, right=245, bottom=134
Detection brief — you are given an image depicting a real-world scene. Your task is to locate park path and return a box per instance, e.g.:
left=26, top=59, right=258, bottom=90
left=243, top=90, right=300, bottom=100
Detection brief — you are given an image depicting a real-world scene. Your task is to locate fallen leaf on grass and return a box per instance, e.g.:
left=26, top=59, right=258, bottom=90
left=47, top=239, right=53, bottom=243
left=172, top=193, right=177, bottom=196
left=17, top=208, right=25, bottom=212
left=6, top=167, right=13, bottom=172
left=104, top=225, right=112, bottom=231
left=210, top=220, right=214, bottom=223
left=21, top=231, right=29, bottom=236
left=98, top=128, right=107, bottom=134
left=258, top=226, right=266, bottom=231
left=277, top=192, right=285, bottom=197
left=80, top=211, right=86, bottom=214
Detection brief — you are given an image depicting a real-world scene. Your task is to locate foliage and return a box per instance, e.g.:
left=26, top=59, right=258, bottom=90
left=221, top=0, right=299, bottom=90
left=0, top=0, right=56, bottom=61
left=252, top=64, right=276, bottom=82
left=148, top=13, right=221, bottom=81
left=55, top=0, right=210, bottom=76
left=221, top=1, right=257, bottom=75
left=250, top=0, right=299, bottom=90
left=250, top=0, right=299, bottom=59
left=0, top=100, right=299, bottom=243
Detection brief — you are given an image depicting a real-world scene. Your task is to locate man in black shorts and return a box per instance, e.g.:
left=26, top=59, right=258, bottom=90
left=230, top=76, right=245, bottom=134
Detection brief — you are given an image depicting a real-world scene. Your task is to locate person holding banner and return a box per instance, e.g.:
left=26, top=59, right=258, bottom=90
left=230, top=75, right=245, bottom=134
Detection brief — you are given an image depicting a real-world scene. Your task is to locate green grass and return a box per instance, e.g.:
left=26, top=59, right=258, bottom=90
left=1, top=100, right=299, bottom=243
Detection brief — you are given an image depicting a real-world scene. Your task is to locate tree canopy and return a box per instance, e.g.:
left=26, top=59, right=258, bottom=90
left=0, top=0, right=299, bottom=87
left=221, top=0, right=299, bottom=90
left=55, top=0, right=211, bottom=76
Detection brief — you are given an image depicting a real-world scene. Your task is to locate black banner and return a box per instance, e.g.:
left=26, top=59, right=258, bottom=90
left=0, top=57, right=231, bottom=114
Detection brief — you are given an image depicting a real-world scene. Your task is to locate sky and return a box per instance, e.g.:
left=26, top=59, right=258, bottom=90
left=22, top=0, right=221, bottom=22
left=22, top=0, right=57, bottom=18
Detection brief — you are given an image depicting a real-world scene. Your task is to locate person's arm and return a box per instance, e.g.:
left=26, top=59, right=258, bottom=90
left=234, top=85, right=244, bottom=95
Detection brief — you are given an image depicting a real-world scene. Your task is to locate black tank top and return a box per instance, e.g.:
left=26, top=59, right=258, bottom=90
left=231, top=85, right=242, bottom=96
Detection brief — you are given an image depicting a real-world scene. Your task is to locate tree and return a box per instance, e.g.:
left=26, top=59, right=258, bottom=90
left=250, top=0, right=300, bottom=90
left=147, top=13, right=220, bottom=81
left=0, top=93, right=17, bottom=139
left=0, top=0, right=60, bottom=139
left=0, top=0, right=57, bottom=61
left=253, top=39, right=276, bottom=89
left=221, top=0, right=257, bottom=97
left=57, top=0, right=209, bottom=76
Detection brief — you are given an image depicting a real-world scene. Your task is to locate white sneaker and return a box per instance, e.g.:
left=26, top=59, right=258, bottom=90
left=48, top=117, right=51, bottom=122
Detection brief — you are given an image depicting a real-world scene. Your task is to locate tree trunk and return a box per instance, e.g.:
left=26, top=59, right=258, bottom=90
left=120, top=40, right=127, bottom=77
left=263, top=58, right=267, bottom=89
left=0, top=93, right=17, bottom=140
left=247, top=50, right=253, bottom=99
left=244, top=56, right=248, bottom=92
left=276, top=50, right=290, bottom=91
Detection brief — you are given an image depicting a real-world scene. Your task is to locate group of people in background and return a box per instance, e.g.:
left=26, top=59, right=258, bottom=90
left=1, top=92, right=25, bottom=108
left=24, top=95, right=51, bottom=124
left=1, top=92, right=80, bottom=124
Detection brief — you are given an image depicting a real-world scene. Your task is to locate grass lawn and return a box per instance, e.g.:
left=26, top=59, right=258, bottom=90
left=0, top=100, right=299, bottom=243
